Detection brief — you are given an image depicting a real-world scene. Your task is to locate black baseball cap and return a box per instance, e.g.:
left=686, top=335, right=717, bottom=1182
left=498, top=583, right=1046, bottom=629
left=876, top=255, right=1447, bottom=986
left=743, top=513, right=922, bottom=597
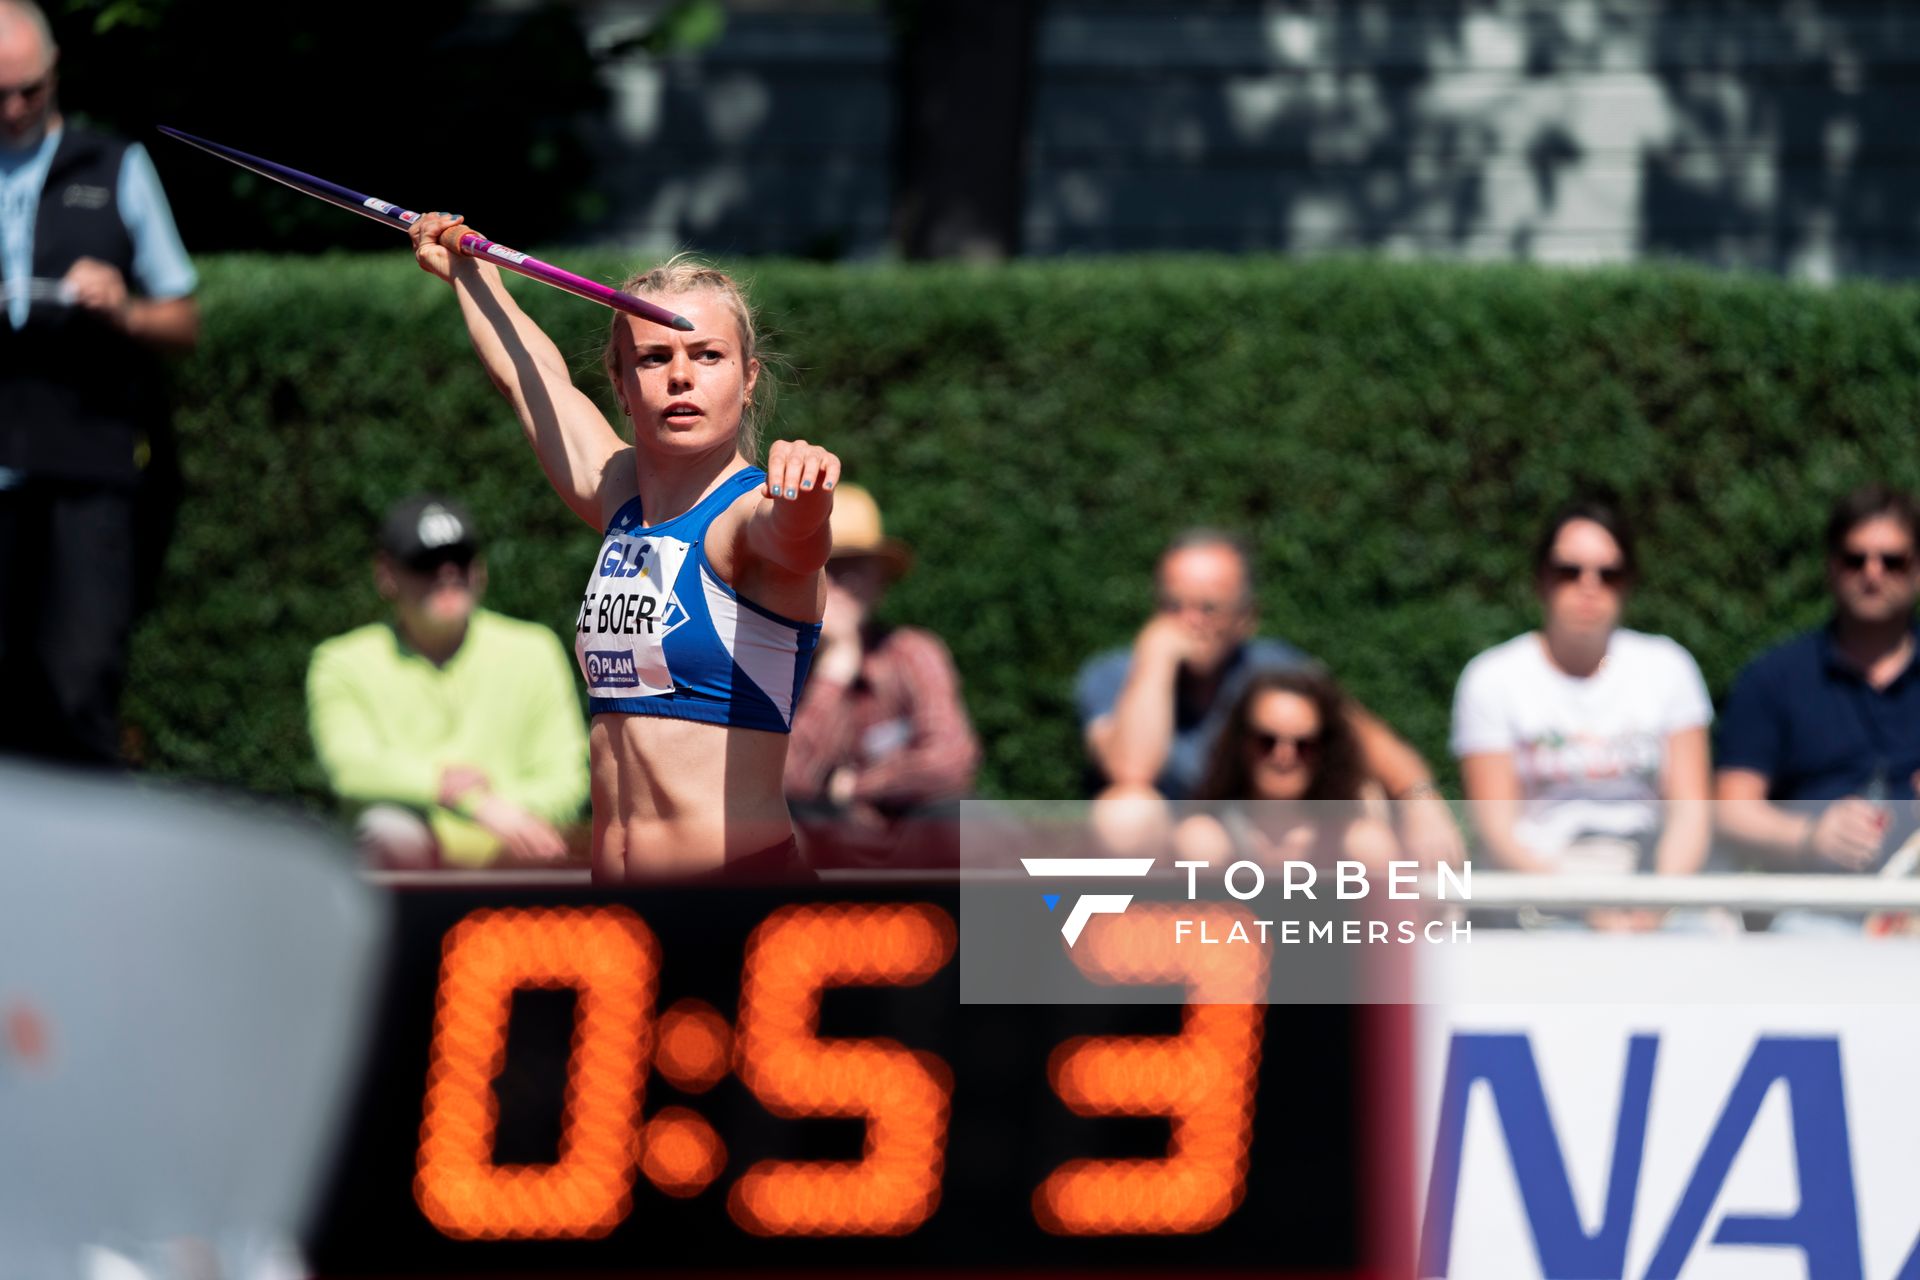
left=379, top=494, right=480, bottom=569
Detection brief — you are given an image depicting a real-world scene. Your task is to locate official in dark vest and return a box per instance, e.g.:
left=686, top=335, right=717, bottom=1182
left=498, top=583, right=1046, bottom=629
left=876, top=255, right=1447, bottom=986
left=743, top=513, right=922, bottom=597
left=0, top=0, right=199, bottom=764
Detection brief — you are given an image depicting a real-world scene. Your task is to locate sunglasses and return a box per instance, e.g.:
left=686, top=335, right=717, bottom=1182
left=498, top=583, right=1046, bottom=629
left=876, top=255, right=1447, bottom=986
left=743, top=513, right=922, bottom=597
left=1157, top=595, right=1245, bottom=619
left=826, top=556, right=887, bottom=579
left=402, top=551, right=475, bottom=576
left=0, top=76, right=49, bottom=105
left=1546, top=561, right=1628, bottom=588
left=1839, top=550, right=1915, bottom=574
left=1248, top=730, right=1320, bottom=757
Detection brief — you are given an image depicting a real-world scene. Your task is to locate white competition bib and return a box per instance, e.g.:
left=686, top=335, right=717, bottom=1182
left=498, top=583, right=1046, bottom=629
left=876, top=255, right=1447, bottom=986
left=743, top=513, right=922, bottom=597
left=576, top=532, right=692, bottom=699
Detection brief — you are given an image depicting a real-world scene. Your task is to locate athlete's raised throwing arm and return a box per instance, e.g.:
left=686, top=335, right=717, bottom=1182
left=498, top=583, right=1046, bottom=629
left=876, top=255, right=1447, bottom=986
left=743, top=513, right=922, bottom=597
left=410, top=212, right=838, bottom=882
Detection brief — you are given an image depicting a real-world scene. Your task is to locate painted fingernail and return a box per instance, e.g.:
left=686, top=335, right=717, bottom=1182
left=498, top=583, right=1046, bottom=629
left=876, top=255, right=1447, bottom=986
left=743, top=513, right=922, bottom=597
left=824, top=480, right=836, bottom=490
left=786, top=488, right=797, bottom=499
left=801, top=480, right=813, bottom=490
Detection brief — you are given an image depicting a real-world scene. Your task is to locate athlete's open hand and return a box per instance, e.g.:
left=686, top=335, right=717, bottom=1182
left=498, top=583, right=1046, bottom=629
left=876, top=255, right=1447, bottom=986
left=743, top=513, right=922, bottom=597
left=746, top=439, right=841, bottom=577
left=762, top=439, right=841, bottom=503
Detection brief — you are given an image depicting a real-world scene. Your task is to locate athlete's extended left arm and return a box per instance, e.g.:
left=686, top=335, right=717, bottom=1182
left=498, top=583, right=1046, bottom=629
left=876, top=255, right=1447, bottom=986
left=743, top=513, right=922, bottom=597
left=744, top=439, right=841, bottom=576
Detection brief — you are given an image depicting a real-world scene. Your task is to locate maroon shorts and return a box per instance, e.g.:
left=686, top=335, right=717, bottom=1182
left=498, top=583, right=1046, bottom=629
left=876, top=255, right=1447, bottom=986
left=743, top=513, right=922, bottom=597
left=706, top=835, right=815, bottom=883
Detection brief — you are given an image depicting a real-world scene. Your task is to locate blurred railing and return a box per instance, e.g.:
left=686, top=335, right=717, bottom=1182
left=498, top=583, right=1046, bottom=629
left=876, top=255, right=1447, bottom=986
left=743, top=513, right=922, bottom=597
left=1460, top=872, right=1920, bottom=912
left=365, top=867, right=1920, bottom=913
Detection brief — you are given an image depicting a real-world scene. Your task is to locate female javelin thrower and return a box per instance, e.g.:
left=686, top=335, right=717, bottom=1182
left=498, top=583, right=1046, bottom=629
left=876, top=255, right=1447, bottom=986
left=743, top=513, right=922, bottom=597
left=409, top=213, right=836, bottom=881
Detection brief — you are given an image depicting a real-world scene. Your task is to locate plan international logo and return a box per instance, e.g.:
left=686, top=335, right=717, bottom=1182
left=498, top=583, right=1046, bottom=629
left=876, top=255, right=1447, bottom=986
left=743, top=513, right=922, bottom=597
left=585, top=650, right=640, bottom=689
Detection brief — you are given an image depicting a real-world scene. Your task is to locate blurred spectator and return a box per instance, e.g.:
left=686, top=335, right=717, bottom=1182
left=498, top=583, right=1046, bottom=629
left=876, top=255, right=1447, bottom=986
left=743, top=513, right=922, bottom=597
left=785, top=484, right=979, bottom=866
left=1451, top=502, right=1713, bottom=905
left=1074, top=528, right=1461, bottom=862
left=0, top=0, right=199, bottom=765
left=1173, top=668, right=1397, bottom=871
left=1717, top=485, right=1920, bottom=873
left=307, top=495, right=587, bottom=869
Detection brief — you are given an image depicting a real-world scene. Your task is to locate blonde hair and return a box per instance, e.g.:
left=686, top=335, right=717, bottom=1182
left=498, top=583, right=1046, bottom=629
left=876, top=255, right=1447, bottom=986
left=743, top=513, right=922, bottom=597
left=600, top=255, right=773, bottom=461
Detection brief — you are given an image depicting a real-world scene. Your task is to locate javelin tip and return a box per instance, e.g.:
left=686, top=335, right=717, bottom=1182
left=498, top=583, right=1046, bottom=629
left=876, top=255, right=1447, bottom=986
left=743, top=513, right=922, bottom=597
left=671, top=314, right=695, bottom=331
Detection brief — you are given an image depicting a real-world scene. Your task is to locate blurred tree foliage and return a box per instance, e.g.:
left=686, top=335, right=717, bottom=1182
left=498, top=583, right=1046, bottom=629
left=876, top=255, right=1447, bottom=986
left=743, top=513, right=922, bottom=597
left=50, top=0, right=613, bottom=252
left=595, top=0, right=725, bottom=58
left=128, top=252, right=1920, bottom=804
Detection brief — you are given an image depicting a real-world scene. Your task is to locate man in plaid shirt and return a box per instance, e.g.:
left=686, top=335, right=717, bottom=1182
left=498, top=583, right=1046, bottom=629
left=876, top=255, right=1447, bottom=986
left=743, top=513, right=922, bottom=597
left=785, top=485, right=979, bottom=866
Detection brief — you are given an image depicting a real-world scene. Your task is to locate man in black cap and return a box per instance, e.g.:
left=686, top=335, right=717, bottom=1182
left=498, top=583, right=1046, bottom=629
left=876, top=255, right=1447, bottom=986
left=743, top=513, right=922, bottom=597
left=306, top=494, right=588, bottom=868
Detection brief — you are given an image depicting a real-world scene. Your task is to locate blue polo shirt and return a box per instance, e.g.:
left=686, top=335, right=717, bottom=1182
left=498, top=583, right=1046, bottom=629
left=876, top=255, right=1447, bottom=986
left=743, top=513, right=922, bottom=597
left=1074, top=636, right=1318, bottom=799
left=1716, top=622, right=1920, bottom=804
left=0, top=127, right=198, bottom=331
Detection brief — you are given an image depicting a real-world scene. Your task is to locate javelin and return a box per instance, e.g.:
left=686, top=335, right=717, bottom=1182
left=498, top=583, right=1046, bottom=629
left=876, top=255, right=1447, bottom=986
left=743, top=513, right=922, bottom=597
left=157, top=126, right=693, bottom=332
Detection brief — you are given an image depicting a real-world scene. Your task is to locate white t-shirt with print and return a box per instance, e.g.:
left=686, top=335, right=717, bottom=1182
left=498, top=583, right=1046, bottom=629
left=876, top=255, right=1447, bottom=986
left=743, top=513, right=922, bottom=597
left=1450, top=629, right=1713, bottom=863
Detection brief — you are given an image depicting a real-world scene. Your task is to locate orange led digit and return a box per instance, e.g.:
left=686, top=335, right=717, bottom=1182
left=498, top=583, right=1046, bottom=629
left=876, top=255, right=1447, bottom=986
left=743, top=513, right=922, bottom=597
left=1033, top=903, right=1267, bottom=1236
left=728, top=903, right=956, bottom=1237
left=415, top=907, right=660, bottom=1240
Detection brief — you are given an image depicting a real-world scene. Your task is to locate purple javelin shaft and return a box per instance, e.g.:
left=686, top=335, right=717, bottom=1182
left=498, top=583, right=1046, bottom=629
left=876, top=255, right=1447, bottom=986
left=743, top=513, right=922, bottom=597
left=157, top=127, right=692, bottom=332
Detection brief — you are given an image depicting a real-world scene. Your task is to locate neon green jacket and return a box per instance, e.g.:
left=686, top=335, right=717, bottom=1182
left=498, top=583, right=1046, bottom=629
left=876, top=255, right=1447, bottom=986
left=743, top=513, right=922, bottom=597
left=307, top=609, right=589, bottom=866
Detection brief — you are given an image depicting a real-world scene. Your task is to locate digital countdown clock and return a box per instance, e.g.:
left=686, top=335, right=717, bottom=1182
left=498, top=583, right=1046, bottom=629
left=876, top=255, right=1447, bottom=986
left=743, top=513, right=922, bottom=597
left=308, top=878, right=1409, bottom=1275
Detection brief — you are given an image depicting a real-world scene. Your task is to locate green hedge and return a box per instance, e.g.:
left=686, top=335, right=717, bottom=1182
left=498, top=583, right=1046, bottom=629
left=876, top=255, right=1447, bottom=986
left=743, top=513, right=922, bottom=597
left=127, top=252, right=1920, bottom=804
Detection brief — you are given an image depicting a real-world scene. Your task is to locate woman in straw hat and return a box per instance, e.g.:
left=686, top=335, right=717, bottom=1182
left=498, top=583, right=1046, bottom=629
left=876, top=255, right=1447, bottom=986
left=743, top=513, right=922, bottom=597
left=412, top=214, right=835, bottom=880
left=785, top=485, right=980, bottom=867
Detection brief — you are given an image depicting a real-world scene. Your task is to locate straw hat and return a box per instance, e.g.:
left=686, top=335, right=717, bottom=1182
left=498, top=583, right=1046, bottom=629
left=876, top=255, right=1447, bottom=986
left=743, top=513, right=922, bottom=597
left=827, top=484, right=913, bottom=579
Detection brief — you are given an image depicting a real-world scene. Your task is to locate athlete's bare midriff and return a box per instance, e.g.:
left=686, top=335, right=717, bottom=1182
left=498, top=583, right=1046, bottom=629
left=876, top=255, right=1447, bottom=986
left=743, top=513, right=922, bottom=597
left=588, top=713, right=795, bottom=879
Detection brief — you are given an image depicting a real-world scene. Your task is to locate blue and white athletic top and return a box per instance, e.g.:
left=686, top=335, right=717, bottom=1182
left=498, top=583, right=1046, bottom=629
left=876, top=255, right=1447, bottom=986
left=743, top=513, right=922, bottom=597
left=574, top=467, right=820, bottom=732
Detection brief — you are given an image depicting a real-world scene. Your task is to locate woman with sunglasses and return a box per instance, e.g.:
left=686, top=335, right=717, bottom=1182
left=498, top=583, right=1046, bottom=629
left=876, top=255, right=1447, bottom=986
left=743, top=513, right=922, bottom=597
left=1450, top=503, right=1711, bottom=912
left=1173, top=668, right=1398, bottom=871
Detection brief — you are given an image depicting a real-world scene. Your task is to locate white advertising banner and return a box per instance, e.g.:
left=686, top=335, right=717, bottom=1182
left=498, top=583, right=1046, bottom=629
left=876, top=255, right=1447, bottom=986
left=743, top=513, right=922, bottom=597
left=1417, top=934, right=1920, bottom=1280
